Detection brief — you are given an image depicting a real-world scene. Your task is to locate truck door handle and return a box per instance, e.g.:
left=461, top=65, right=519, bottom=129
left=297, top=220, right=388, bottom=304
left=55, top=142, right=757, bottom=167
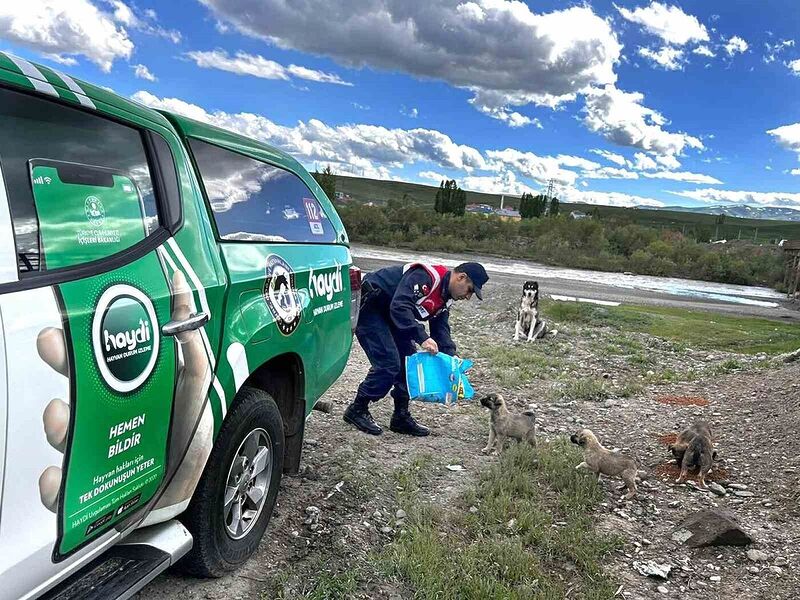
left=161, top=311, right=210, bottom=336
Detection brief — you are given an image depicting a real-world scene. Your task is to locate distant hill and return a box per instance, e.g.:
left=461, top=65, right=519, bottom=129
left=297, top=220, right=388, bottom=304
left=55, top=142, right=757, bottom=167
left=651, top=204, right=800, bottom=222
left=332, top=174, right=800, bottom=242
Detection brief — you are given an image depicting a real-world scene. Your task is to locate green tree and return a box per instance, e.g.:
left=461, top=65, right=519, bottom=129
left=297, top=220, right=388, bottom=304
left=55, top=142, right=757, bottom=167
left=452, top=188, right=467, bottom=216
left=434, top=181, right=445, bottom=214
left=532, top=194, right=547, bottom=217
left=312, top=165, right=336, bottom=201
left=549, top=196, right=560, bottom=216
left=519, top=192, right=536, bottom=219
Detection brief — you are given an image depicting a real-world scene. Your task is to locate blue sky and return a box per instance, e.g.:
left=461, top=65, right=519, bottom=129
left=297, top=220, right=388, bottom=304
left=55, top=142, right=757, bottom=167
left=4, top=1, right=800, bottom=209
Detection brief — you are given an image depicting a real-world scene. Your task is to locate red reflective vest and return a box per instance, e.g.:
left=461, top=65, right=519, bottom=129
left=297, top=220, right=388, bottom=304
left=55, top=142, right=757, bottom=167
left=402, top=263, right=452, bottom=319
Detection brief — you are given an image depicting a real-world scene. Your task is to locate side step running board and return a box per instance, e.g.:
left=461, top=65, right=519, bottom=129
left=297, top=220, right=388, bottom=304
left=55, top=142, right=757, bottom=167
left=41, top=520, right=192, bottom=600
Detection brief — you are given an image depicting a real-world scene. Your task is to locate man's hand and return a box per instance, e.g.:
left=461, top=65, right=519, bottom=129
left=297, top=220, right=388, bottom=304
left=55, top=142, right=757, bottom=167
left=421, top=338, right=439, bottom=354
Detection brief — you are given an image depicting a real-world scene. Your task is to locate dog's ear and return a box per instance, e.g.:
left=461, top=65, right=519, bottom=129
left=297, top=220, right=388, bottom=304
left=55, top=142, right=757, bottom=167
left=532, top=281, right=539, bottom=290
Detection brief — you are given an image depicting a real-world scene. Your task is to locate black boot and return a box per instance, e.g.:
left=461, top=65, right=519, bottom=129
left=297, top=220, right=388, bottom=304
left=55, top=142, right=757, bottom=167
left=343, top=400, right=382, bottom=435
left=390, top=409, right=430, bottom=437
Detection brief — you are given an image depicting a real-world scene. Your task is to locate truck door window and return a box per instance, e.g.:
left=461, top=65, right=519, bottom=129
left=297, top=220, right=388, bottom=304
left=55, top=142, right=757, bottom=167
left=189, top=138, right=336, bottom=243
left=0, top=86, right=161, bottom=274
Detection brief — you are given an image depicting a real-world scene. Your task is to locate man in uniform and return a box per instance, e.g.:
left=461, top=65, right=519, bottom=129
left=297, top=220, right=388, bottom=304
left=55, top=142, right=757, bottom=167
left=344, top=261, right=489, bottom=436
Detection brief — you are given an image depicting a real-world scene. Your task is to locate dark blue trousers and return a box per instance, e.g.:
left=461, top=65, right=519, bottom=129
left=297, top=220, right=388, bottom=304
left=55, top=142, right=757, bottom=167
left=354, top=293, right=416, bottom=412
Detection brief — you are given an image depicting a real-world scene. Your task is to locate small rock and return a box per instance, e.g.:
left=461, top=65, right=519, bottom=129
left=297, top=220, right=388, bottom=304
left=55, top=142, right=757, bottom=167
left=673, top=509, right=754, bottom=548
left=770, top=566, right=783, bottom=575
left=373, top=510, right=382, bottom=519
left=727, top=483, right=748, bottom=490
left=709, top=576, right=721, bottom=582
left=396, top=509, right=407, bottom=519
left=446, top=464, right=465, bottom=472
left=707, top=483, right=727, bottom=497
left=774, top=557, right=789, bottom=567
left=469, top=506, right=478, bottom=513
left=748, top=566, right=760, bottom=574
left=734, top=491, right=755, bottom=498
left=380, top=526, right=393, bottom=534
left=657, top=586, right=668, bottom=594
left=646, top=370, right=655, bottom=376
left=747, top=549, right=769, bottom=563
left=633, top=560, right=671, bottom=579
left=507, top=518, right=517, bottom=530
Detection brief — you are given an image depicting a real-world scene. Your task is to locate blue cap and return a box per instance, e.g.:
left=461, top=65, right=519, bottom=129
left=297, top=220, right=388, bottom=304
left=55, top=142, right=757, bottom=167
left=457, top=262, right=488, bottom=300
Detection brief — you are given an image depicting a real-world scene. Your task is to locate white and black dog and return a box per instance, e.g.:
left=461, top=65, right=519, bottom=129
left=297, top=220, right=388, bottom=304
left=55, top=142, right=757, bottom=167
left=514, top=281, right=548, bottom=342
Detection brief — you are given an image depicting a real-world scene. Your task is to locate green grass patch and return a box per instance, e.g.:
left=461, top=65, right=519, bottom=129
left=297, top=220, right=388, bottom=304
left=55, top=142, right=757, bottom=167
left=478, top=344, right=563, bottom=386
left=553, top=378, right=611, bottom=402
left=385, top=441, right=622, bottom=599
left=542, top=300, right=800, bottom=355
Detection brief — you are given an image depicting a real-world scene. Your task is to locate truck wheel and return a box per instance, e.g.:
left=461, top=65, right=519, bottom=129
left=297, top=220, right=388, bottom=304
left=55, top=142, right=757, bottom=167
left=178, top=386, right=284, bottom=577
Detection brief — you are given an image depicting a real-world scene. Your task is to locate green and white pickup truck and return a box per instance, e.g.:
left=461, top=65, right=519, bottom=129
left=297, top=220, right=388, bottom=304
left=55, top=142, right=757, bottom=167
left=0, top=53, right=360, bottom=599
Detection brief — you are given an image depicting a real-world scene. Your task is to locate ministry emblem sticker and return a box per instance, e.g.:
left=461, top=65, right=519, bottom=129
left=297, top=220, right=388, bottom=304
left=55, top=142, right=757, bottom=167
left=92, top=284, right=160, bottom=393
left=263, top=254, right=302, bottom=335
left=85, top=195, right=106, bottom=227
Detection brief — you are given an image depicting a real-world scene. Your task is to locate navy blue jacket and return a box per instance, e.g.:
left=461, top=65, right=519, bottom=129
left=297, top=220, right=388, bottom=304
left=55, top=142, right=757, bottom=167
left=363, top=265, right=457, bottom=355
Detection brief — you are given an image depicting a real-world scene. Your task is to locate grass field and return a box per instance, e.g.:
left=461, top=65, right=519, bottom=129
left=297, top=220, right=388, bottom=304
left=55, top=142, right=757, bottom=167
left=542, top=300, right=800, bottom=355
left=386, top=442, right=621, bottom=600
left=335, top=174, right=800, bottom=243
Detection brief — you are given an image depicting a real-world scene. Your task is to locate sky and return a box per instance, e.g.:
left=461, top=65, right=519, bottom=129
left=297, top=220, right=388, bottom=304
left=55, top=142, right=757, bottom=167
left=4, top=1, right=800, bottom=209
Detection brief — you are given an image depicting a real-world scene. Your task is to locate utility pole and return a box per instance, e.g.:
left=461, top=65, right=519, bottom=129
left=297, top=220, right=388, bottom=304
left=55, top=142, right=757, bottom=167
left=753, top=227, right=758, bottom=243
left=544, top=179, right=555, bottom=215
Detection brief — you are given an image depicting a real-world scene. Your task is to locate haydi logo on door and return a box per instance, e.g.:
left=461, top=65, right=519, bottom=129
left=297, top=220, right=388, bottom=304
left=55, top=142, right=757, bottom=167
left=93, top=284, right=160, bottom=393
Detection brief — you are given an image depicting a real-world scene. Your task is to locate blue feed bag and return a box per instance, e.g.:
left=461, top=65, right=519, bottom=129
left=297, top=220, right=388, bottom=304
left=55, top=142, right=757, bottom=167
left=405, top=352, right=474, bottom=405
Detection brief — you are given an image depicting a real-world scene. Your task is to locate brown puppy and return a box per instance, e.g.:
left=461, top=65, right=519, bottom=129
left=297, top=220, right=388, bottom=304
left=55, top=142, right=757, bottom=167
left=570, top=428, right=639, bottom=500
left=479, top=393, right=537, bottom=454
left=669, top=421, right=716, bottom=489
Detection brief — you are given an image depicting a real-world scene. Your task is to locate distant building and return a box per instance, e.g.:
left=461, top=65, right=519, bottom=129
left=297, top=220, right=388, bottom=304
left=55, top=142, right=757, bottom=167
left=466, top=203, right=494, bottom=215
left=495, top=207, right=521, bottom=221
left=569, top=211, right=589, bottom=220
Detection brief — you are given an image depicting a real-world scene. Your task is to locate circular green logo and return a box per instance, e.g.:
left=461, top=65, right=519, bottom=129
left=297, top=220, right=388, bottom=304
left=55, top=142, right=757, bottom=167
left=92, top=285, right=160, bottom=393
left=101, top=296, right=153, bottom=381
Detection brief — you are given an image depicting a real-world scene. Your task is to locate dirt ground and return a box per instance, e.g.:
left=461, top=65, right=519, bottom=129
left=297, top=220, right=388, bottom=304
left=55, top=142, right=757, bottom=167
left=139, top=282, right=800, bottom=600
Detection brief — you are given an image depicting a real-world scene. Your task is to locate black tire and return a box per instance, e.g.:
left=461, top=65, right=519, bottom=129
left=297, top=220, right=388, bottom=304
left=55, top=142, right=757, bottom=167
left=178, top=386, right=284, bottom=577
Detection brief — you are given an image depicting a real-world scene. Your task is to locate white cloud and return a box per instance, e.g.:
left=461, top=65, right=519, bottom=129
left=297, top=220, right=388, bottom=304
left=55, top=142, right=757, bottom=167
left=724, top=36, right=748, bottom=57
left=469, top=99, right=540, bottom=128
left=764, top=38, right=794, bottom=63
left=560, top=187, right=666, bottom=208
left=352, top=102, right=370, bottom=110
left=767, top=122, right=800, bottom=155
left=555, top=155, right=601, bottom=171
left=641, top=171, right=722, bottom=184
left=132, top=91, right=487, bottom=178
left=632, top=152, right=658, bottom=170
left=791, top=169, right=800, bottom=176
left=106, top=1, right=181, bottom=43
left=484, top=149, right=579, bottom=186
left=462, top=170, right=536, bottom=196
left=655, top=154, right=682, bottom=170
left=590, top=149, right=627, bottom=166
left=401, top=106, right=419, bottom=119
left=638, top=45, right=684, bottom=70
left=582, top=85, right=703, bottom=158
left=198, top=0, right=622, bottom=118
left=419, top=171, right=448, bottom=183
left=133, top=63, right=156, bottom=81
left=0, top=0, right=133, bottom=71
left=616, top=2, right=708, bottom=46
left=671, top=188, right=800, bottom=208
left=787, top=59, right=800, bottom=75
left=581, top=167, right=640, bottom=180
left=693, top=45, right=716, bottom=58
left=185, top=50, right=353, bottom=86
